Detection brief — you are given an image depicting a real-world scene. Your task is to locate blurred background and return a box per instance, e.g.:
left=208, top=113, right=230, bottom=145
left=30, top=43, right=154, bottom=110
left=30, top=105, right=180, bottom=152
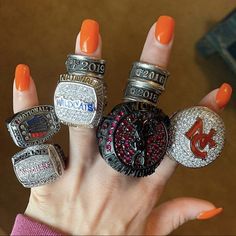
left=0, top=0, right=236, bottom=234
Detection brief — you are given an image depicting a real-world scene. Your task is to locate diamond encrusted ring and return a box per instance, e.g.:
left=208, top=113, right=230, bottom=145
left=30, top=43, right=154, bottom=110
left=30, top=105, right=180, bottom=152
left=54, top=74, right=107, bottom=128
left=167, top=106, right=225, bottom=168
left=12, top=144, right=65, bottom=188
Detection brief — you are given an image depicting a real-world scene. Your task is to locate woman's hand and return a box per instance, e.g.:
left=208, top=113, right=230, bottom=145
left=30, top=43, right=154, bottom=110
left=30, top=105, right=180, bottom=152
left=13, top=17, right=231, bottom=235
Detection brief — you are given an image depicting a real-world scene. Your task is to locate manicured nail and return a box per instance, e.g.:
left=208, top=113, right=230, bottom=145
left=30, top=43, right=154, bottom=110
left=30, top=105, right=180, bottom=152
left=155, top=16, right=175, bottom=45
left=197, top=207, right=223, bottom=220
left=216, top=83, right=232, bottom=109
left=15, top=64, right=30, bottom=91
left=80, top=19, right=99, bottom=54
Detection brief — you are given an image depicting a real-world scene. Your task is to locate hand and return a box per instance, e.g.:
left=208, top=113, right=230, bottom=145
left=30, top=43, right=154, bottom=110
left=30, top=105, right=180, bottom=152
left=13, top=17, right=231, bottom=235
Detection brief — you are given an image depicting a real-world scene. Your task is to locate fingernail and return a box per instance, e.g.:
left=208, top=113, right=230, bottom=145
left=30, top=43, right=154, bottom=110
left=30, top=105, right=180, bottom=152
left=15, top=64, right=30, bottom=91
left=216, top=83, right=232, bottom=109
left=80, top=19, right=99, bottom=54
left=155, top=16, right=175, bottom=45
left=197, top=207, right=223, bottom=220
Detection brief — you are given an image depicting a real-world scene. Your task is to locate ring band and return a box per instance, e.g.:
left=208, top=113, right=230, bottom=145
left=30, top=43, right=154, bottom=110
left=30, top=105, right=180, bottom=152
left=124, top=80, right=161, bottom=106
left=129, top=61, right=169, bottom=91
left=54, top=74, right=106, bottom=128
left=12, top=144, right=65, bottom=188
left=167, top=106, right=225, bottom=168
left=65, top=54, right=106, bottom=79
left=6, top=105, right=61, bottom=148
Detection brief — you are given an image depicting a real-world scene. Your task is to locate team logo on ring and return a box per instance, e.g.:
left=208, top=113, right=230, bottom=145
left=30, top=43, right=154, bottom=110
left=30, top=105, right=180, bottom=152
left=167, top=106, right=225, bottom=168
left=185, top=117, right=216, bottom=159
left=6, top=105, right=61, bottom=148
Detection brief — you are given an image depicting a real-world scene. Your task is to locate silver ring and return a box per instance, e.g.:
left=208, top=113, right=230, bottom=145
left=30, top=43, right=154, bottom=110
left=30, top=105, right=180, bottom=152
left=54, top=74, right=106, bottom=128
left=65, top=54, right=106, bottom=79
left=129, top=61, right=170, bottom=91
left=6, top=105, right=61, bottom=148
left=123, top=80, right=161, bottom=106
left=167, top=106, right=225, bottom=168
left=12, top=144, right=65, bottom=188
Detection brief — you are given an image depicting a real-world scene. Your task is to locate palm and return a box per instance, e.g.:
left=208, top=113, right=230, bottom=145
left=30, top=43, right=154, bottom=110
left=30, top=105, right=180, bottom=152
left=27, top=131, right=174, bottom=235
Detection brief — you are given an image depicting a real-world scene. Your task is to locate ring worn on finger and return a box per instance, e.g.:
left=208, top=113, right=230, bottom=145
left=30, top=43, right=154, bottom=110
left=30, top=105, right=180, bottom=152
left=97, top=61, right=170, bottom=177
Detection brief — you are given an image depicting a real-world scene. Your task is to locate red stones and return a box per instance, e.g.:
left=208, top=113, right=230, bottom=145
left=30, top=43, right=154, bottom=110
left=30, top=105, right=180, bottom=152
left=115, top=116, right=121, bottom=121
left=111, top=122, right=117, bottom=128
left=107, top=137, right=112, bottom=142
left=97, top=102, right=170, bottom=176
left=105, top=144, right=112, bottom=152
left=109, top=106, right=166, bottom=168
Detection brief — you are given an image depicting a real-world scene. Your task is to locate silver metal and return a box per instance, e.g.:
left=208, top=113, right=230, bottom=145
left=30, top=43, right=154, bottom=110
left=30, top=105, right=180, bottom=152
left=65, top=54, right=106, bottom=79
left=6, top=105, right=61, bottom=148
left=54, top=74, right=106, bottom=128
left=12, top=144, right=65, bottom=188
left=129, top=61, right=170, bottom=91
left=167, top=106, right=225, bottom=168
left=124, top=80, right=161, bottom=106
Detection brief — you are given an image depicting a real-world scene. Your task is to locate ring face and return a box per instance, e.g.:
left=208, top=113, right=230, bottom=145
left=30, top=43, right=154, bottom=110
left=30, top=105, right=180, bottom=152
left=97, top=102, right=170, bottom=177
left=167, top=106, right=225, bottom=168
left=6, top=105, right=61, bottom=148
left=12, top=144, right=65, bottom=188
left=54, top=74, right=105, bottom=128
left=65, top=54, right=106, bottom=79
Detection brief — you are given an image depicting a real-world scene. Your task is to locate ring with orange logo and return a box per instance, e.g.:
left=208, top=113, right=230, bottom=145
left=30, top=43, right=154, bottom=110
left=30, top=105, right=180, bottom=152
left=167, top=106, right=225, bottom=168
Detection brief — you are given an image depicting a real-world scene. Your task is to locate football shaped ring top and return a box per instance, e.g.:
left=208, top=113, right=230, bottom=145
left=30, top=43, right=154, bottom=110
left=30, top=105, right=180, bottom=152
left=167, top=106, right=225, bottom=168
left=6, top=105, right=61, bottom=148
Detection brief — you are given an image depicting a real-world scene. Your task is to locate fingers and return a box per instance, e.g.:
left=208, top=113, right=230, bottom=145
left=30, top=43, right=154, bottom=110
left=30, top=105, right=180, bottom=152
left=137, top=16, right=175, bottom=184
left=199, top=83, right=232, bottom=113
left=139, top=16, right=175, bottom=185
left=145, top=197, right=222, bottom=235
left=75, top=20, right=102, bottom=57
left=68, top=19, right=102, bottom=169
left=13, top=64, right=39, bottom=113
left=140, top=15, right=175, bottom=67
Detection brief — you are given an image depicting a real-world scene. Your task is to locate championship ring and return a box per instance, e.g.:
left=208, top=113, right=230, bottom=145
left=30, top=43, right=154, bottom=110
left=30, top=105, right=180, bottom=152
left=54, top=74, right=106, bottom=128
left=97, top=102, right=170, bottom=177
left=12, top=144, right=65, bottom=188
left=97, top=61, right=170, bottom=177
left=6, top=105, right=60, bottom=148
left=167, top=106, right=225, bottom=168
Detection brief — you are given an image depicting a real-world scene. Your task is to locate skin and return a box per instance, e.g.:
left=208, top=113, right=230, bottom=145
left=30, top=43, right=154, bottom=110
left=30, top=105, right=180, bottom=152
left=13, top=22, right=225, bottom=235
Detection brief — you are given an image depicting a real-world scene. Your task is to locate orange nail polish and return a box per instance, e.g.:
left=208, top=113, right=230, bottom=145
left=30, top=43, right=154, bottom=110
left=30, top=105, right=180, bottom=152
left=15, top=64, right=30, bottom=91
left=197, top=208, right=223, bottom=220
left=155, top=16, right=175, bottom=45
left=80, top=19, right=99, bottom=54
left=216, top=83, right=232, bottom=109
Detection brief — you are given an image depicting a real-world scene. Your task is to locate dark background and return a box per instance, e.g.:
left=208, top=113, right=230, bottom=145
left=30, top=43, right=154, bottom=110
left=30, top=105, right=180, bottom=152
left=0, top=0, right=236, bottom=234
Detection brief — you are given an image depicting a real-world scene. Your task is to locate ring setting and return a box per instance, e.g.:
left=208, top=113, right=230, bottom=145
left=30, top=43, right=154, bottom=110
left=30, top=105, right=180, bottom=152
left=167, top=106, right=225, bottom=168
left=12, top=144, right=65, bottom=188
left=6, top=105, right=60, bottom=148
left=54, top=74, right=106, bottom=128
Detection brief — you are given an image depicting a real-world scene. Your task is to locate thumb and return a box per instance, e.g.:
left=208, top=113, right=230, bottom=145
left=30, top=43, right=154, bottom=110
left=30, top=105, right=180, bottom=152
left=145, top=197, right=223, bottom=235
